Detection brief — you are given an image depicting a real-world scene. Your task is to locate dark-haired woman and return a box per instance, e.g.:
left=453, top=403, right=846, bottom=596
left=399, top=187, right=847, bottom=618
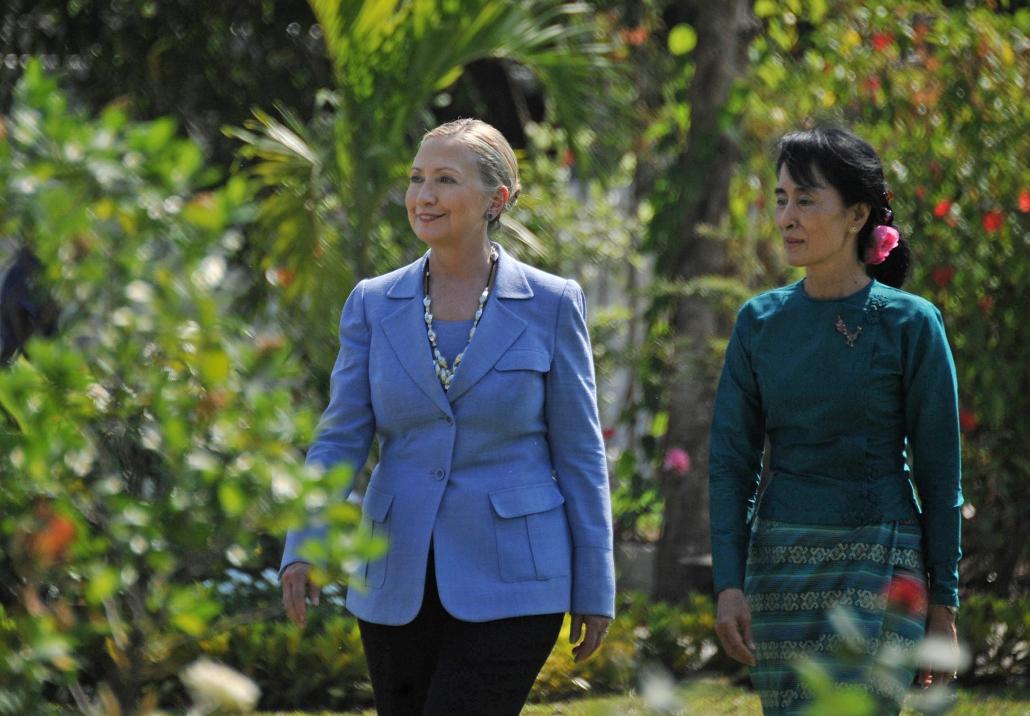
left=709, top=127, right=961, bottom=715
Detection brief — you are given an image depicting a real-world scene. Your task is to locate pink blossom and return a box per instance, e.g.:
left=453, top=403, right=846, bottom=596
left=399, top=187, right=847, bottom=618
left=662, top=447, right=691, bottom=475
left=865, top=225, right=900, bottom=265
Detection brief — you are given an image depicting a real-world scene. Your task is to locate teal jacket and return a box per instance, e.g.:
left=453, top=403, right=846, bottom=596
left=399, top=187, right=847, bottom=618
left=709, top=279, right=963, bottom=606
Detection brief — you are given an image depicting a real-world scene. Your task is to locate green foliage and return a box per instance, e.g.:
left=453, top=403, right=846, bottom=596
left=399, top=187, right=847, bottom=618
left=959, top=593, right=1030, bottom=684
left=0, top=61, right=365, bottom=712
left=0, top=0, right=332, bottom=166
left=228, top=0, right=628, bottom=383
left=196, top=591, right=727, bottom=710
left=63, top=587, right=1021, bottom=711
left=198, top=606, right=371, bottom=711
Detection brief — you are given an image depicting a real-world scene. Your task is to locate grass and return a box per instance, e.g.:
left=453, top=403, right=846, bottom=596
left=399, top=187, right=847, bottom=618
left=256, top=677, right=1030, bottom=715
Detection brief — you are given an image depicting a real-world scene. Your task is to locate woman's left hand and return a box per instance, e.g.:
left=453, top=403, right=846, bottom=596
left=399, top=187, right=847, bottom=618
left=919, top=604, right=959, bottom=688
left=570, top=613, right=611, bottom=662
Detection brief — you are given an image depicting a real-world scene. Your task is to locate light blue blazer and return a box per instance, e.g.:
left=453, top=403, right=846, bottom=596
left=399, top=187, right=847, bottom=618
left=281, top=246, right=615, bottom=625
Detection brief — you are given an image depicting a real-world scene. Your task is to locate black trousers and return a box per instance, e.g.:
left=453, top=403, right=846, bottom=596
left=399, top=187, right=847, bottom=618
left=357, top=551, right=563, bottom=716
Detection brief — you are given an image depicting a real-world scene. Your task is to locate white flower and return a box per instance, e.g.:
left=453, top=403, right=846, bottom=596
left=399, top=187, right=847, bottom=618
left=225, top=544, right=247, bottom=567
left=64, top=447, right=96, bottom=476
left=141, top=426, right=162, bottom=451
left=914, top=635, right=970, bottom=673
left=86, top=383, right=112, bottom=412
left=271, top=469, right=299, bottom=501
left=186, top=450, right=218, bottom=472
left=193, top=255, right=227, bottom=290
left=181, top=659, right=260, bottom=714
left=126, top=280, right=155, bottom=303
left=639, top=663, right=679, bottom=713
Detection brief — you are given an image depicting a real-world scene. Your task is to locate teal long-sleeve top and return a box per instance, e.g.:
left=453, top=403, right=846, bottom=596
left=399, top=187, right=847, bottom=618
left=709, top=279, right=963, bottom=606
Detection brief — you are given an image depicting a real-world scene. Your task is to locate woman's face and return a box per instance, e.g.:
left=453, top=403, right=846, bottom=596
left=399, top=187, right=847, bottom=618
left=774, top=164, right=867, bottom=271
left=406, top=138, right=497, bottom=248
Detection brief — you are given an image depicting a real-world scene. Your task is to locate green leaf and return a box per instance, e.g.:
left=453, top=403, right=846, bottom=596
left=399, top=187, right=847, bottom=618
left=183, top=194, right=227, bottom=232
left=199, top=350, right=231, bottom=385
left=218, top=483, right=246, bottom=517
left=808, top=0, right=829, bottom=23
left=434, top=66, right=465, bottom=90
left=651, top=411, right=669, bottom=438
left=172, top=612, right=207, bottom=638
left=755, top=0, right=778, bottom=18
left=668, top=24, right=698, bottom=56
left=85, top=567, right=119, bottom=604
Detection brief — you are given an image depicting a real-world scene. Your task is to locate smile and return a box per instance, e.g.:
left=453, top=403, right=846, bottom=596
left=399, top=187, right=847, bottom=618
left=417, top=213, right=443, bottom=222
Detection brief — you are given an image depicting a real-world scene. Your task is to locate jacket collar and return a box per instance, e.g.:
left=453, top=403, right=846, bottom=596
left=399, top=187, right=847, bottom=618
left=380, top=243, right=531, bottom=414
left=385, top=244, right=534, bottom=300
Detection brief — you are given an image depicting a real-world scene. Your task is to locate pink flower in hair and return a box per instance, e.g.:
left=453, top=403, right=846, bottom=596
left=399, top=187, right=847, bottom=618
left=866, top=225, right=900, bottom=265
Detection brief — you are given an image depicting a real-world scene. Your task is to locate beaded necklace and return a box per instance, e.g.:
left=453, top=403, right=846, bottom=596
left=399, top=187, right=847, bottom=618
left=422, top=246, right=499, bottom=391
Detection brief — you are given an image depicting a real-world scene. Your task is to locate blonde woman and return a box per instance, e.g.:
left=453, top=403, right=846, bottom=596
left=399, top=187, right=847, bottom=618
left=280, top=119, right=615, bottom=715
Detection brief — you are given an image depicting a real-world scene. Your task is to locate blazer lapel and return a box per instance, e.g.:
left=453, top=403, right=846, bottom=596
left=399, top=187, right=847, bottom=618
left=445, top=248, right=532, bottom=402
left=381, top=255, right=453, bottom=417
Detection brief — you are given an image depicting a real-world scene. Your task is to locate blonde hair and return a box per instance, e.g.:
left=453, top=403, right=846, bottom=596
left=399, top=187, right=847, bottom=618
left=421, top=119, right=521, bottom=233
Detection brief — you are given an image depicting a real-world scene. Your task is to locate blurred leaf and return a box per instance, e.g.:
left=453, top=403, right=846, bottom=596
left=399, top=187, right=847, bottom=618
left=85, top=567, right=119, bottom=605
left=668, top=24, right=697, bottom=56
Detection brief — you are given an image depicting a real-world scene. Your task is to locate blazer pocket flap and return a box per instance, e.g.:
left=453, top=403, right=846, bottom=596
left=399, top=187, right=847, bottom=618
left=495, top=349, right=550, bottom=373
left=489, top=482, right=565, bottom=518
left=361, top=486, right=394, bottom=522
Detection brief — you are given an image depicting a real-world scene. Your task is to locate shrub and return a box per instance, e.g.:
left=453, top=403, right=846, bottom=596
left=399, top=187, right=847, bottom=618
left=0, top=61, right=366, bottom=713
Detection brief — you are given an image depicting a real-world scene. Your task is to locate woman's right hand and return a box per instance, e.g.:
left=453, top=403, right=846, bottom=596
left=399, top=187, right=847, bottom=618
left=281, top=562, right=320, bottom=627
left=715, top=588, right=756, bottom=666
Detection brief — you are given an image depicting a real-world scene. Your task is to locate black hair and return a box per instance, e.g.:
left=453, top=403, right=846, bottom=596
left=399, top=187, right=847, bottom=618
left=776, top=127, right=910, bottom=288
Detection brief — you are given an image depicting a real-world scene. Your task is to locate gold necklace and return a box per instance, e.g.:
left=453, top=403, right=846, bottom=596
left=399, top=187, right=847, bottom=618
left=834, top=314, right=862, bottom=347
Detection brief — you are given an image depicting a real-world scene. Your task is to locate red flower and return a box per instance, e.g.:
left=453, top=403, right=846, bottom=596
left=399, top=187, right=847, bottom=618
left=982, top=209, right=1004, bottom=233
left=871, top=32, right=894, bottom=52
left=274, top=267, right=296, bottom=288
left=602, top=427, right=616, bottom=442
left=621, top=25, right=649, bottom=47
left=28, top=499, right=76, bottom=565
left=960, top=408, right=980, bottom=433
left=1019, top=189, right=1030, bottom=213
left=979, top=295, right=994, bottom=313
left=886, top=573, right=928, bottom=615
left=864, top=75, right=881, bottom=94
left=34, top=516, right=76, bottom=562
left=915, top=185, right=927, bottom=200
left=933, top=200, right=951, bottom=218
left=662, top=447, right=691, bottom=475
left=931, top=265, right=955, bottom=287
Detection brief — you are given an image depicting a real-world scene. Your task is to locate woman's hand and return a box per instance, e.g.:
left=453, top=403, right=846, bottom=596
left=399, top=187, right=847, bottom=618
left=715, top=588, right=757, bottom=666
left=570, top=614, right=611, bottom=662
left=919, top=605, right=959, bottom=688
left=281, top=562, right=320, bottom=628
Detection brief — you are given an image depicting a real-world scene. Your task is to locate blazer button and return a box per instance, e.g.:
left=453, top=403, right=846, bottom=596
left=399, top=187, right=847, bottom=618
left=444, top=416, right=454, bottom=425
left=433, top=468, right=446, bottom=480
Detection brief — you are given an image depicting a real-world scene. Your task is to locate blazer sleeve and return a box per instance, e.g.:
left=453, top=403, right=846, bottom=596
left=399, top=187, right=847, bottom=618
left=904, top=304, right=963, bottom=606
left=545, top=280, right=615, bottom=618
left=708, top=304, right=766, bottom=594
left=280, top=280, right=376, bottom=576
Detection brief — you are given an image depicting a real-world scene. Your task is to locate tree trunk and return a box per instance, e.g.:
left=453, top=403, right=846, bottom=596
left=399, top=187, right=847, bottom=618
left=653, top=0, right=758, bottom=602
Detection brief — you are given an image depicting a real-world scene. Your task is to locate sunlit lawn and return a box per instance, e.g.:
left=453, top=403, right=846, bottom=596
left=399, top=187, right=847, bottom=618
left=257, top=677, right=1030, bottom=715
